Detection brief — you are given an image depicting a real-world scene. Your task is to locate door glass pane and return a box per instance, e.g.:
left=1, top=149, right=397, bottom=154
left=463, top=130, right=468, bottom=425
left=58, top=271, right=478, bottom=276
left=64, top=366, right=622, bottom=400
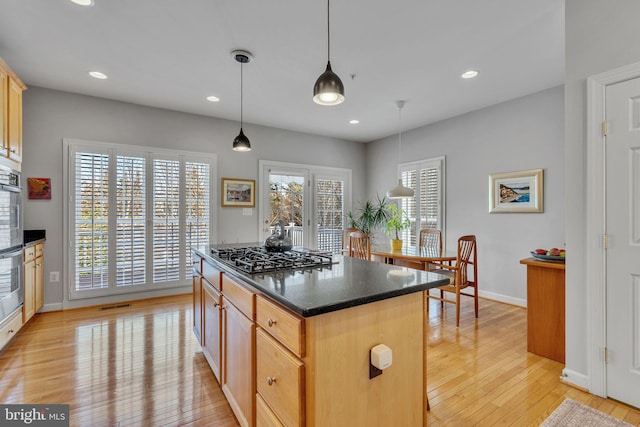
left=316, top=178, right=344, bottom=254
left=269, top=174, right=304, bottom=247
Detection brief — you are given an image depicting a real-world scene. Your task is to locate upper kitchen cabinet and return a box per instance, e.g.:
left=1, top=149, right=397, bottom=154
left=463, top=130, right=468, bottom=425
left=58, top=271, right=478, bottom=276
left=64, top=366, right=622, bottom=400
left=0, top=57, right=26, bottom=167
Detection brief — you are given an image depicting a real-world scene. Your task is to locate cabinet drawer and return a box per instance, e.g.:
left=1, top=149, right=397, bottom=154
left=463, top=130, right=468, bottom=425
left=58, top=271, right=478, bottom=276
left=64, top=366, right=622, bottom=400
left=23, top=246, right=35, bottom=262
left=222, top=274, right=255, bottom=320
left=256, top=393, right=285, bottom=427
left=35, top=243, right=44, bottom=258
left=202, top=259, right=222, bottom=291
left=256, top=295, right=305, bottom=357
left=0, top=308, right=22, bottom=351
left=256, top=328, right=304, bottom=427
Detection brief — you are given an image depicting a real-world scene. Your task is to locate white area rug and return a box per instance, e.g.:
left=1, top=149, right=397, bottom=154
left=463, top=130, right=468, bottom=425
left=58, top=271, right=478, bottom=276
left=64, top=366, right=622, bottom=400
left=541, top=398, right=633, bottom=426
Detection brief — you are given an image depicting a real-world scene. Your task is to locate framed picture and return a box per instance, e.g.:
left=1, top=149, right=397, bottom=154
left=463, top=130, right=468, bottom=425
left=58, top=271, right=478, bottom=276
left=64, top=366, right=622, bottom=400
left=221, top=178, right=256, bottom=207
left=27, top=177, right=52, bottom=200
left=489, top=169, right=543, bottom=213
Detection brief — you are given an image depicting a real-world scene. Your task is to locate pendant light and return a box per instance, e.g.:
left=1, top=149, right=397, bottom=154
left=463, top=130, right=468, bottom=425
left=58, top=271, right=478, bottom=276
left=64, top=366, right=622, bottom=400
left=387, top=100, right=415, bottom=199
left=232, top=50, right=252, bottom=152
left=313, top=0, right=345, bottom=106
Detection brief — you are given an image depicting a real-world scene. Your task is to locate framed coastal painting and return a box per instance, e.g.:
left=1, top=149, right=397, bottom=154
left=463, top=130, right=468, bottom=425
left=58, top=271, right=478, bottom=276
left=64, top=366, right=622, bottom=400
left=489, top=169, right=543, bottom=213
left=221, top=178, right=255, bottom=207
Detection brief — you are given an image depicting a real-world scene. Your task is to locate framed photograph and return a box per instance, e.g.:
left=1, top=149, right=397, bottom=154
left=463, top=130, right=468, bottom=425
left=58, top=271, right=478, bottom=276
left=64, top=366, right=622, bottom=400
left=27, top=177, right=52, bottom=200
left=221, top=178, right=255, bottom=207
left=489, top=169, right=543, bottom=213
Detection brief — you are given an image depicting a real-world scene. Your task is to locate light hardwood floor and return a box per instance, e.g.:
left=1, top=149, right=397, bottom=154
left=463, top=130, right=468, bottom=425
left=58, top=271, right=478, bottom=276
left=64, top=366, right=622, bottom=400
left=1, top=293, right=638, bottom=426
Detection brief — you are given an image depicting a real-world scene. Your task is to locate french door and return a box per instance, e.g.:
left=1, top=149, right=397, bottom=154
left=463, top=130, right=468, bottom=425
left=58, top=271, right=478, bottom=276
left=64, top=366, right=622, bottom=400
left=259, top=160, right=351, bottom=253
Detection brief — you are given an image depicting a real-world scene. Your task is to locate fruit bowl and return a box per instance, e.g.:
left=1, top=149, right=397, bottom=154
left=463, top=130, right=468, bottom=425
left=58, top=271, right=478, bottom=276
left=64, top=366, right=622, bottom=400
left=530, top=251, right=565, bottom=262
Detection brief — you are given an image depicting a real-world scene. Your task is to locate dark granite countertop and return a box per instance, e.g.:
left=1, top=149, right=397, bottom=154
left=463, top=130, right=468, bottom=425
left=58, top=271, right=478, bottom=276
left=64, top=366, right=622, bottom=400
left=24, top=229, right=46, bottom=246
left=193, top=244, right=450, bottom=317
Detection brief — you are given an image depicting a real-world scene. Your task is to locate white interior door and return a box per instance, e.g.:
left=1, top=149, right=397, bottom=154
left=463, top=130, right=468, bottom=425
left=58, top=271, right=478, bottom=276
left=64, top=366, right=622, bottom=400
left=605, top=76, right=640, bottom=408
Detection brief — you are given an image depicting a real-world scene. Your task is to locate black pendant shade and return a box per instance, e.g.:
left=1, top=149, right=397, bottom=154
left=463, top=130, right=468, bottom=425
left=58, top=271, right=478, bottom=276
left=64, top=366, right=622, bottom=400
left=313, top=61, right=345, bottom=106
left=233, top=128, right=251, bottom=151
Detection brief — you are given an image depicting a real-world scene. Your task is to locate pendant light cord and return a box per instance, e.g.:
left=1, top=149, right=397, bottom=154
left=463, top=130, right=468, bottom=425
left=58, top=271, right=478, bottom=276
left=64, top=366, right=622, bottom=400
left=240, top=62, right=244, bottom=127
left=327, top=0, right=331, bottom=61
left=398, top=104, right=403, bottom=162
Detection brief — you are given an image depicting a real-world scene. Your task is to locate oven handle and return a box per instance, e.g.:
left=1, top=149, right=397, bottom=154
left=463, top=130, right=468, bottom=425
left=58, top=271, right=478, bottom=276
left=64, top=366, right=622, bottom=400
left=0, top=184, right=21, bottom=193
left=0, top=248, right=23, bottom=259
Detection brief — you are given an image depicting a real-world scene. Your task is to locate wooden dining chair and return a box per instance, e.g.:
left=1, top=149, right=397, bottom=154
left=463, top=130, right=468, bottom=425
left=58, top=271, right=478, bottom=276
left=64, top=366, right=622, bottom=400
left=426, top=235, right=478, bottom=327
left=341, top=227, right=359, bottom=255
left=419, top=228, right=442, bottom=257
left=348, top=231, right=371, bottom=261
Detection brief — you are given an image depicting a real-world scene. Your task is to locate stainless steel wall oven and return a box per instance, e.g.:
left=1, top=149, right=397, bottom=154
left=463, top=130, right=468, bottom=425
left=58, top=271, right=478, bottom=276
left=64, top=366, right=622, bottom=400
left=0, top=165, right=23, bottom=323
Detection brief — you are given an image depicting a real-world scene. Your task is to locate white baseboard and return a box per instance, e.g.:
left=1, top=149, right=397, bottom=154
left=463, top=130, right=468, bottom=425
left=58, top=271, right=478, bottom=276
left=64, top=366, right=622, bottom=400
left=479, top=290, right=526, bottom=307
left=561, top=368, right=590, bottom=391
left=39, top=303, right=63, bottom=312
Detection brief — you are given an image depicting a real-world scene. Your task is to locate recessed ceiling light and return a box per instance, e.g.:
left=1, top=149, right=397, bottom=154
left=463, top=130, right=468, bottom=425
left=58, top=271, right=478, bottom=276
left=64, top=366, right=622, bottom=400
left=461, top=70, right=479, bottom=79
left=70, top=0, right=95, bottom=6
left=206, top=96, right=220, bottom=103
left=349, top=119, right=359, bottom=124
left=89, top=71, right=107, bottom=80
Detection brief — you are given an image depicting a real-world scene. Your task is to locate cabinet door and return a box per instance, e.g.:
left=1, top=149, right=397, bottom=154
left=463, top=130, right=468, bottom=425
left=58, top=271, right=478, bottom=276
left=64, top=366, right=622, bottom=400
left=7, top=78, right=22, bottom=163
left=222, top=297, right=256, bottom=427
left=202, top=280, right=222, bottom=382
left=192, top=275, right=202, bottom=344
left=35, top=256, right=44, bottom=312
left=23, top=258, right=35, bottom=322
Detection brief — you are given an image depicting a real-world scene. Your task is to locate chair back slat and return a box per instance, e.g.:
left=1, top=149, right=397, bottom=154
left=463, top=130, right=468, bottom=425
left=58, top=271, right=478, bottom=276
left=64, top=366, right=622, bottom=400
left=456, top=235, right=476, bottom=286
left=349, top=232, right=371, bottom=261
left=419, top=229, right=442, bottom=257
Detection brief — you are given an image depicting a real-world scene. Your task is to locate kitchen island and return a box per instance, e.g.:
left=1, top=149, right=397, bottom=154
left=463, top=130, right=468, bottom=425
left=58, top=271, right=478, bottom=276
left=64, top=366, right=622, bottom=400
left=192, top=244, right=449, bottom=427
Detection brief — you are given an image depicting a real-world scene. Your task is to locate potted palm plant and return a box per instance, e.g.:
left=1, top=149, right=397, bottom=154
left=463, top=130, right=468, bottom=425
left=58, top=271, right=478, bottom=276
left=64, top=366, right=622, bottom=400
left=384, top=203, right=410, bottom=251
left=346, top=195, right=390, bottom=236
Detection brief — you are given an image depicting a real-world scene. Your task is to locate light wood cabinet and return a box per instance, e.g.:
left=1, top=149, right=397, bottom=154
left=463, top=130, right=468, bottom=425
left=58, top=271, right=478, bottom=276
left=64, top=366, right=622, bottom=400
left=520, top=257, right=566, bottom=363
left=0, top=57, right=26, bottom=165
left=193, top=251, right=426, bottom=426
left=23, top=243, right=43, bottom=323
left=222, top=285, right=255, bottom=427
left=203, top=278, right=222, bottom=382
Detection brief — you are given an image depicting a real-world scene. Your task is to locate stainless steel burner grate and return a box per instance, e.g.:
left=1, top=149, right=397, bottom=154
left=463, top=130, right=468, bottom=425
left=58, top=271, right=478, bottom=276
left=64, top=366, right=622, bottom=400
left=210, top=246, right=333, bottom=274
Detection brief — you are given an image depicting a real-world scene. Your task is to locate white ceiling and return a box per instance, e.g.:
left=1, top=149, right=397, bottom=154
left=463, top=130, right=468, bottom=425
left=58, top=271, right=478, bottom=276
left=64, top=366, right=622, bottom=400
left=0, top=0, right=564, bottom=143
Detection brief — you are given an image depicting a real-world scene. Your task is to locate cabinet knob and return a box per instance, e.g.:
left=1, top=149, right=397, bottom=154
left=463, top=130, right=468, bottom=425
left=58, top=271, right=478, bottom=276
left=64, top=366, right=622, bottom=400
left=10, top=149, right=16, bottom=153
left=213, top=301, right=219, bottom=308
left=266, top=376, right=276, bottom=386
left=267, top=318, right=277, bottom=327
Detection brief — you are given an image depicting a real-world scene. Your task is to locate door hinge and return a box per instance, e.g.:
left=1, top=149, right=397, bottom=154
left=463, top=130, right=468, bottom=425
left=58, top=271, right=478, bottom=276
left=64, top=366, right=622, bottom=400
left=603, top=347, right=608, bottom=363
left=602, top=120, right=608, bottom=136
left=602, top=234, right=609, bottom=249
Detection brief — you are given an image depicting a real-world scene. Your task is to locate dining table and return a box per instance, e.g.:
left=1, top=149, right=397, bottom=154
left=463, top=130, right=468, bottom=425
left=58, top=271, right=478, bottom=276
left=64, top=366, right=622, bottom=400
left=371, top=245, right=457, bottom=271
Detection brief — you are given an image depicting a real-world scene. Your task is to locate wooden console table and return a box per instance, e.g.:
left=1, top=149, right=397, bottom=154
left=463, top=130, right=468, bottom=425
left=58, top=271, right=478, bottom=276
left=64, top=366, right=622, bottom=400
left=520, top=257, right=565, bottom=363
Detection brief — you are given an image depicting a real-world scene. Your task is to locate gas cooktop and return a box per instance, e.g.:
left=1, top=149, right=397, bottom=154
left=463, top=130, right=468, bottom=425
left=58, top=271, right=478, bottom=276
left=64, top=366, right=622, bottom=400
left=210, top=246, right=334, bottom=274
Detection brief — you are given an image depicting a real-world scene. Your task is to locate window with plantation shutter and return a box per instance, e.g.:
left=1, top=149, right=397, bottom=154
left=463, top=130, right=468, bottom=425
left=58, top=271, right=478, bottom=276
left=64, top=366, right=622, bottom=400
left=116, top=155, right=146, bottom=287
left=153, top=158, right=181, bottom=283
left=185, top=161, right=210, bottom=277
left=75, top=151, right=110, bottom=291
left=397, top=157, right=445, bottom=249
left=66, top=140, right=215, bottom=300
